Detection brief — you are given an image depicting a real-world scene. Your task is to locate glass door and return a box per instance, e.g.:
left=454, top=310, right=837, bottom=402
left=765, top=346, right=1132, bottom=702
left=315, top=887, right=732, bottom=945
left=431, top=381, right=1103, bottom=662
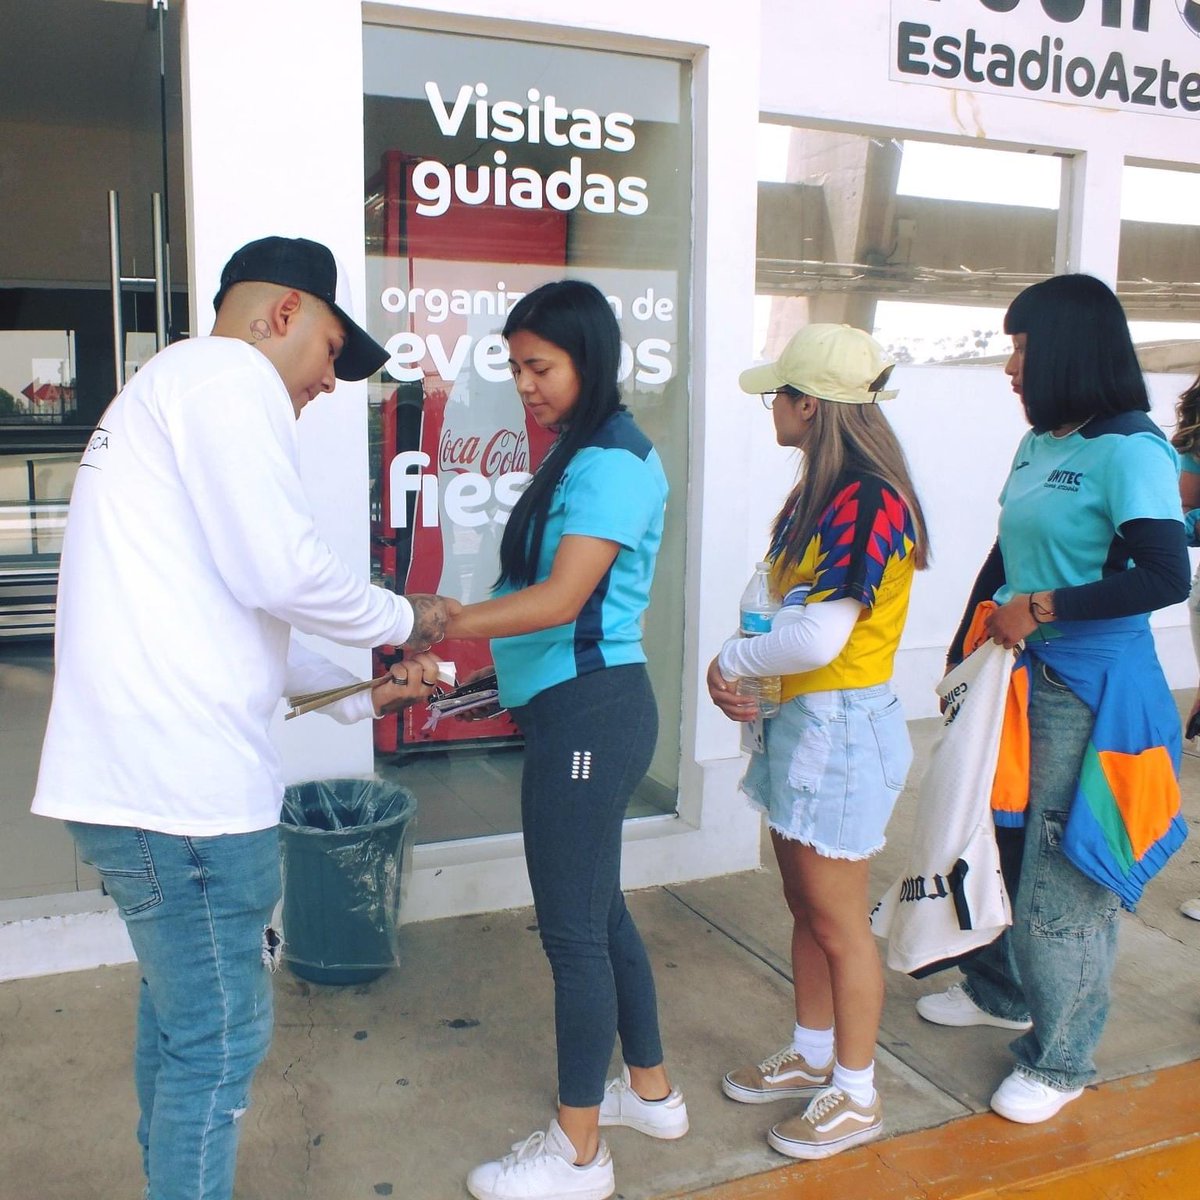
left=0, top=0, right=188, bottom=902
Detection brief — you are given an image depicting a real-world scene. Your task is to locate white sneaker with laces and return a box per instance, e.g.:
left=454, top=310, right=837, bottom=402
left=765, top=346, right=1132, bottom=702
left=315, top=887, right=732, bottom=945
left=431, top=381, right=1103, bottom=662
left=466, top=1120, right=615, bottom=1200
left=989, top=1069, right=1083, bottom=1124
left=916, top=983, right=1032, bottom=1031
left=597, top=1066, right=689, bottom=1139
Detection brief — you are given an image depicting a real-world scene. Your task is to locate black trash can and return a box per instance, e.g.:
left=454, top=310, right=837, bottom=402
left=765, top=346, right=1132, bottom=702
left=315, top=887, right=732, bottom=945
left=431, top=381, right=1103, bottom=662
left=278, top=778, right=417, bottom=985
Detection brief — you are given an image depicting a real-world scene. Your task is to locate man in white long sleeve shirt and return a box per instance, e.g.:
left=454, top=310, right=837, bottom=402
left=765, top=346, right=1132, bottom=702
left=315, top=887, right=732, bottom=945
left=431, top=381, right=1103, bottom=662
left=31, top=236, right=455, bottom=1200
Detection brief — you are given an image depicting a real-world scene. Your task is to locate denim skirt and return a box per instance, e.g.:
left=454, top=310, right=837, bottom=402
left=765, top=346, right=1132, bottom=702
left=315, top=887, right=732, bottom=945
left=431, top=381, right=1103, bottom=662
left=741, top=683, right=913, bottom=860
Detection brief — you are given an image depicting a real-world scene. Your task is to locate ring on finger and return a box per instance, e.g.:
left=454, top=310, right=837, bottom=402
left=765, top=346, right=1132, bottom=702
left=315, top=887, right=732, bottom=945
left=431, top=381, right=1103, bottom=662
left=391, top=674, right=408, bottom=685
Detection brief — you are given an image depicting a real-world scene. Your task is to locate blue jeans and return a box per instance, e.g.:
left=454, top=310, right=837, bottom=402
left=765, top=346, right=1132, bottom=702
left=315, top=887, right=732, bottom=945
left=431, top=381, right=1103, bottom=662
left=68, top=822, right=281, bottom=1200
left=959, top=662, right=1120, bottom=1091
left=513, top=664, right=665, bottom=1108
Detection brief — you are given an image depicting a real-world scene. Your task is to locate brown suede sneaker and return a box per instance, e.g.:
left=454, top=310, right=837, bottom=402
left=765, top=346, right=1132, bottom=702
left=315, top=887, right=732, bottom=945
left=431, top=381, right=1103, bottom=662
left=767, top=1086, right=882, bottom=1159
left=721, top=1046, right=834, bottom=1104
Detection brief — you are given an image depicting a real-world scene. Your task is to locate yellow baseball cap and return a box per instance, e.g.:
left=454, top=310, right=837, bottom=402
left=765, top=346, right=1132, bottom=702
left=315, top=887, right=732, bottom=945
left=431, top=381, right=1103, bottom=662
left=739, top=323, right=897, bottom=404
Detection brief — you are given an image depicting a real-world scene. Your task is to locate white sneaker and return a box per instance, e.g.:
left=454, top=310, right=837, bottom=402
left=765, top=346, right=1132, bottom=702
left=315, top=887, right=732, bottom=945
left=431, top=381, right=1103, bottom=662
left=466, top=1120, right=615, bottom=1200
left=1180, top=898, right=1200, bottom=921
left=989, top=1069, right=1083, bottom=1124
left=916, top=983, right=1032, bottom=1031
left=597, top=1066, right=689, bottom=1139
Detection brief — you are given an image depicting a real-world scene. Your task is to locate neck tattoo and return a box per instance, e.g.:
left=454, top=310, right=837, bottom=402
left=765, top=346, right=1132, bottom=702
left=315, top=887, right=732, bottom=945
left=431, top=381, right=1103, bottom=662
left=249, top=319, right=271, bottom=342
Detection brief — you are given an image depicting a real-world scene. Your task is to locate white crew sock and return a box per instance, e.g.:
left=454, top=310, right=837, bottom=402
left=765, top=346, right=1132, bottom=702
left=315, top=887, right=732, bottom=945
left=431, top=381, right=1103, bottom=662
left=791, top=1022, right=835, bottom=1066
left=832, top=1060, right=876, bottom=1107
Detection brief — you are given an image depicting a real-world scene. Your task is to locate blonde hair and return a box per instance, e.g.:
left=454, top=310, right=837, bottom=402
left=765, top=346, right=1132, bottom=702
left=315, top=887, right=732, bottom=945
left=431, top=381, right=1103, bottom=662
left=1171, top=372, right=1200, bottom=460
left=771, top=399, right=930, bottom=572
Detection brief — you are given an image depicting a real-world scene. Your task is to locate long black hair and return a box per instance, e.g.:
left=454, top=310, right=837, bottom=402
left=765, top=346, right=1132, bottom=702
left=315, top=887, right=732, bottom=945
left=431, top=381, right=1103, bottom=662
left=1004, top=274, right=1148, bottom=433
left=496, top=279, right=624, bottom=588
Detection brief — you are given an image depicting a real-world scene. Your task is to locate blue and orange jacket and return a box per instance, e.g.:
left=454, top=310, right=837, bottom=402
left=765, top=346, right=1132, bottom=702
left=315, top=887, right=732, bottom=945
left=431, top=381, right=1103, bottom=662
left=966, top=605, right=1185, bottom=911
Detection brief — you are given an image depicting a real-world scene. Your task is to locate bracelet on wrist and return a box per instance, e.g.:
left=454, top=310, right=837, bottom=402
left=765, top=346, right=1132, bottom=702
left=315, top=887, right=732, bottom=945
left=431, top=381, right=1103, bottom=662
left=1028, top=592, right=1054, bottom=624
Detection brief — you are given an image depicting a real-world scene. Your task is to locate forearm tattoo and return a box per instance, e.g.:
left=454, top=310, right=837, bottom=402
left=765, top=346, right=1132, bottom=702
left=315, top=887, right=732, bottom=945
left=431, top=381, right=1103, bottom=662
left=405, top=593, right=448, bottom=648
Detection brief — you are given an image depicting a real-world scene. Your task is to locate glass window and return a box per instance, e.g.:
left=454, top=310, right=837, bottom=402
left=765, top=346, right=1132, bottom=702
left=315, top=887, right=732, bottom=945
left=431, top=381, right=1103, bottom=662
left=755, top=124, right=1064, bottom=364
left=363, top=25, right=692, bottom=843
left=0, top=331, right=76, bottom=425
left=1118, top=163, right=1200, bottom=371
left=0, top=0, right=187, bottom=905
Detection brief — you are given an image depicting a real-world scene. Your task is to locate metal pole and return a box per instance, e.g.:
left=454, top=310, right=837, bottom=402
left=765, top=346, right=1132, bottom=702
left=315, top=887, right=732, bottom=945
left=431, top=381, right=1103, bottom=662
left=154, top=0, right=173, bottom=340
left=108, top=190, right=125, bottom=393
left=152, top=193, right=167, bottom=351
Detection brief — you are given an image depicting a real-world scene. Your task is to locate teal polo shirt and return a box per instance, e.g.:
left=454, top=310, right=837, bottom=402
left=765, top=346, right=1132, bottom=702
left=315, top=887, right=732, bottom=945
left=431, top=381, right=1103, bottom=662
left=491, top=410, right=668, bottom=708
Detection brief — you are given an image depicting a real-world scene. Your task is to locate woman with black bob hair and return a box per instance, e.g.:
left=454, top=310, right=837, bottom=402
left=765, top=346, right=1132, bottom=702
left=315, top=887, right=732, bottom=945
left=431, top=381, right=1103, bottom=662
left=445, top=279, right=686, bottom=1200
left=916, top=274, right=1190, bottom=1127
left=1005, top=272, right=1151, bottom=433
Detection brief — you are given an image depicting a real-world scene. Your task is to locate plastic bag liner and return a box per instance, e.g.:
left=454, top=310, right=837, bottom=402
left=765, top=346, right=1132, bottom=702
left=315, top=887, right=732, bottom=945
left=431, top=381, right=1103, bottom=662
left=278, top=778, right=417, bottom=985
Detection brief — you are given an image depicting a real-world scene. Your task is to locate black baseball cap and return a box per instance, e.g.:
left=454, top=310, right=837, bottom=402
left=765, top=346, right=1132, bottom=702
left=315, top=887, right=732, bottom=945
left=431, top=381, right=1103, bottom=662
left=213, top=236, right=389, bottom=381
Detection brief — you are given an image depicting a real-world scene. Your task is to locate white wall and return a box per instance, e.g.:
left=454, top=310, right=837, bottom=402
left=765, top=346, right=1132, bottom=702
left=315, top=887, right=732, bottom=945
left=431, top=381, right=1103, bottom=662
left=183, top=0, right=378, bottom=783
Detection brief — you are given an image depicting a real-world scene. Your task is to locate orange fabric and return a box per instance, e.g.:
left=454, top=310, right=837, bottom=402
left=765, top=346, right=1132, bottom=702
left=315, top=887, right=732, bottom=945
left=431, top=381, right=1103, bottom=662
left=1099, top=745, right=1182, bottom=860
left=962, top=602, right=995, bottom=657
left=960, top=601, right=1030, bottom=818
left=992, top=664, right=1030, bottom=818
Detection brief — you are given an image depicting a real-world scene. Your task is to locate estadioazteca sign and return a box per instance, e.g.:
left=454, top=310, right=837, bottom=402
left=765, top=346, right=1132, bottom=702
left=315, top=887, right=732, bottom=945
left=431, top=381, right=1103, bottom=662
left=891, top=0, right=1200, bottom=117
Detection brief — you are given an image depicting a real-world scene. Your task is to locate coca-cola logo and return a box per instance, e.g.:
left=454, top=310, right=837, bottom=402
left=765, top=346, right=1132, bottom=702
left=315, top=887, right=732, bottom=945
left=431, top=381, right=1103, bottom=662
left=482, top=428, right=528, bottom=476
left=438, top=426, right=528, bottom=477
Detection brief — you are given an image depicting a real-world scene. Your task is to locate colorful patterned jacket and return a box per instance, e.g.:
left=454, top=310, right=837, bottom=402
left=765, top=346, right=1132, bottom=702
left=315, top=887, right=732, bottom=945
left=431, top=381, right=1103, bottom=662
left=970, top=606, right=1185, bottom=910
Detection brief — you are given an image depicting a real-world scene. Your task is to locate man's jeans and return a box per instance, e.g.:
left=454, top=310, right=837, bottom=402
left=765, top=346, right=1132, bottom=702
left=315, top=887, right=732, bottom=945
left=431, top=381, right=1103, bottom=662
left=959, top=662, right=1120, bottom=1091
left=68, top=822, right=281, bottom=1200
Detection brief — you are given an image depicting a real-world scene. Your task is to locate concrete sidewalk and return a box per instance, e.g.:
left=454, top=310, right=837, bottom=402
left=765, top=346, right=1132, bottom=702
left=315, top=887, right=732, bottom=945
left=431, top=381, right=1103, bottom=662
left=3, top=710, right=1200, bottom=1199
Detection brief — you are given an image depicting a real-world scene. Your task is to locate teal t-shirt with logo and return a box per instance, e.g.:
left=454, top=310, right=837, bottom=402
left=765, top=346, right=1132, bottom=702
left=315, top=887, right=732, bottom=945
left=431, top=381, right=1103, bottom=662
left=995, top=412, right=1180, bottom=601
left=490, top=410, right=668, bottom=708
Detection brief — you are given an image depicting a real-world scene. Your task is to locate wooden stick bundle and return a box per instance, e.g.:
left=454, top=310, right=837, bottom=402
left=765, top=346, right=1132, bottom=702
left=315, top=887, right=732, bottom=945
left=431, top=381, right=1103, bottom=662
left=284, top=675, right=395, bottom=721
left=285, top=661, right=456, bottom=720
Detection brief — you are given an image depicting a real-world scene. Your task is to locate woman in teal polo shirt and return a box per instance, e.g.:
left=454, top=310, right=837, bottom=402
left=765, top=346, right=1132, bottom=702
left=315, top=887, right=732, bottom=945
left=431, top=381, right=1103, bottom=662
left=446, top=280, right=686, bottom=1200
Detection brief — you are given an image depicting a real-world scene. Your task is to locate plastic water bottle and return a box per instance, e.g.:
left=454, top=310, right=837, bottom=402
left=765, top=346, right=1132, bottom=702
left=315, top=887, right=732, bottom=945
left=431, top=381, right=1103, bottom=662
left=737, top=562, right=782, bottom=718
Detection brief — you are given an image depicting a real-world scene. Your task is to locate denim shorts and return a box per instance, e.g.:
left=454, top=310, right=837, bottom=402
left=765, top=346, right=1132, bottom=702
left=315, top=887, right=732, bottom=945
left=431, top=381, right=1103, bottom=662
left=741, top=684, right=913, bottom=860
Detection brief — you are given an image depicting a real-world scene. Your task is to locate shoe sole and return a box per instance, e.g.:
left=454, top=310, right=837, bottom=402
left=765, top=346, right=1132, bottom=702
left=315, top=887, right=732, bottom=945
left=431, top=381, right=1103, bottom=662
left=597, top=1112, right=689, bottom=1139
left=721, top=1076, right=828, bottom=1104
left=990, top=1087, right=1083, bottom=1124
left=916, top=1004, right=1032, bottom=1031
left=766, top=1122, right=882, bottom=1159
left=468, top=1179, right=615, bottom=1200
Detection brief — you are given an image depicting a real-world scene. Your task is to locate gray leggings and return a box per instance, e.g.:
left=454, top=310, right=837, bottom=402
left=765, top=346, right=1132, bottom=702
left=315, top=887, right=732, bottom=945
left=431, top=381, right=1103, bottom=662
left=513, top=663, right=665, bottom=1107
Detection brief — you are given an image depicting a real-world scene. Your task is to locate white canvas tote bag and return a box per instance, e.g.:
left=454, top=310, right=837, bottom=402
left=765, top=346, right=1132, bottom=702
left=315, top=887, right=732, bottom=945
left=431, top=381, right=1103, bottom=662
left=871, top=639, right=1014, bottom=975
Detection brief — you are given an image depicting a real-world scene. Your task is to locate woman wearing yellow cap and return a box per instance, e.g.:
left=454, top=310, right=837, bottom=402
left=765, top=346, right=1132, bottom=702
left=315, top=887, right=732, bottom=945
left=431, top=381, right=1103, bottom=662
left=707, top=323, right=930, bottom=1160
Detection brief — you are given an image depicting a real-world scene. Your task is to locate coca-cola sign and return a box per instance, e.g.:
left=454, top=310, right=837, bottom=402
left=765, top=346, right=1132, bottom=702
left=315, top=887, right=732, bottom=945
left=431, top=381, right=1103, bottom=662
left=438, top=425, right=530, bottom=476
